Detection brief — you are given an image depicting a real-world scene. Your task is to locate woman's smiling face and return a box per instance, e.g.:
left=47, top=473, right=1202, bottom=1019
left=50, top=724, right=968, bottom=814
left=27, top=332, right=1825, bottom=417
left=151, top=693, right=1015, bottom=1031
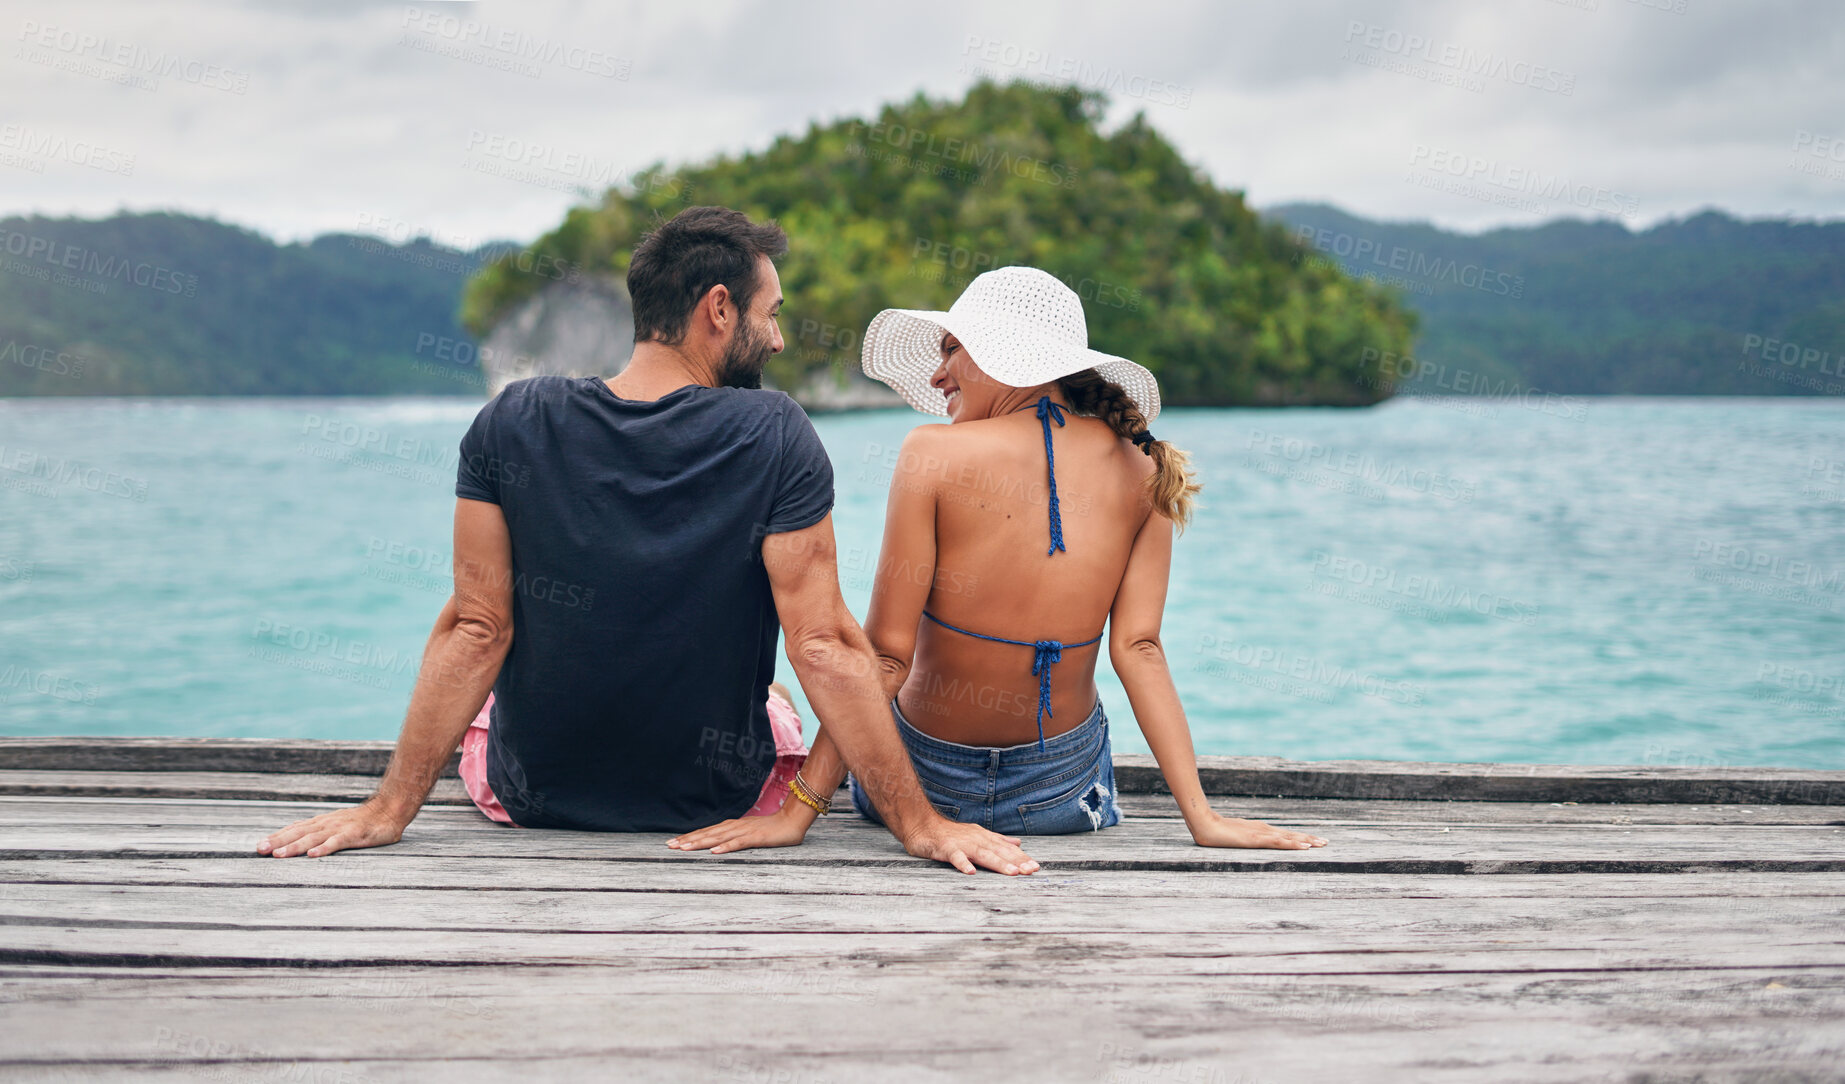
left=928, top=330, right=1007, bottom=422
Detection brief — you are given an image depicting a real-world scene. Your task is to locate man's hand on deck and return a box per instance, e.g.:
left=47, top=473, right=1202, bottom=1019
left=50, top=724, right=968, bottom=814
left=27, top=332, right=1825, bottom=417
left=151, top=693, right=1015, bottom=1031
left=902, top=818, right=1040, bottom=876
left=258, top=799, right=409, bottom=858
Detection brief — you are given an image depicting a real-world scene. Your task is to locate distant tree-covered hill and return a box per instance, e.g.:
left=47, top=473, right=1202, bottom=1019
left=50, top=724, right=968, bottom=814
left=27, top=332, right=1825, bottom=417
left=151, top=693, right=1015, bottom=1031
left=1264, top=202, right=1845, bottom=396
left=463, top=80, right=1419, bottom=407
left=0, top=211, right=504, bottom=396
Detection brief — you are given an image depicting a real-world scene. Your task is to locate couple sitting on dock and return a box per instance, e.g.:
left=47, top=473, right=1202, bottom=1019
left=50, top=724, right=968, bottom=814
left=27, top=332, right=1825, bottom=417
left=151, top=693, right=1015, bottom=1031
left=259, top=205, right=1326, bottom=874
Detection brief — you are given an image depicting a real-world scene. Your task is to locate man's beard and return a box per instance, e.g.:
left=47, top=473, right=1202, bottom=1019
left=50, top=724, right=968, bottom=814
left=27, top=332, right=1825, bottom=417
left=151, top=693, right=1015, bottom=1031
left=716, top=321, right=773, bottom=390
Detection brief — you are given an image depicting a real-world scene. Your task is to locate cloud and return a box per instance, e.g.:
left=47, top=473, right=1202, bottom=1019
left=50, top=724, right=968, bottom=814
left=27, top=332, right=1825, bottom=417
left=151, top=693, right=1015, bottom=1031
left=2, top=0, right=1840, bottom=244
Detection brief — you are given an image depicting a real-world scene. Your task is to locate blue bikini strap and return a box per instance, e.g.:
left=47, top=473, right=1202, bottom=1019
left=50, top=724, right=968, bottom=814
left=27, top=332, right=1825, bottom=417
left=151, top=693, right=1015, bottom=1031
left=1036, top=396, right=1068, bottom=557
left=921, top=609, right=1102, bottom=751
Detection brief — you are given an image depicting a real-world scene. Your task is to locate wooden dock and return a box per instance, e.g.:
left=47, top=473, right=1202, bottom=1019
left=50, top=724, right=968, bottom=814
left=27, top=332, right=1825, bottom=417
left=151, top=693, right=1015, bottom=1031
left=0, top=739, right=1841, bottom=1082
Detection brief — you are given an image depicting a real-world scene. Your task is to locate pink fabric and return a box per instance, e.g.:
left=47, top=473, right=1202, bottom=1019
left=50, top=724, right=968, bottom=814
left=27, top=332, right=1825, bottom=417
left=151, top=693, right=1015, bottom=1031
left=746, top=687, right=810, bottom=817
left=458, top=695, right=513, bottom=824
left=458, top=689, right=809, bottom=825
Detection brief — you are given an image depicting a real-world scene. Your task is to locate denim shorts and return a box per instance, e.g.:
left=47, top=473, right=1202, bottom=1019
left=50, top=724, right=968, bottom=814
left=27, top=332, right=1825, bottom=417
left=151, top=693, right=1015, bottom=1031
left=850, top=696, right=1123, bottom=835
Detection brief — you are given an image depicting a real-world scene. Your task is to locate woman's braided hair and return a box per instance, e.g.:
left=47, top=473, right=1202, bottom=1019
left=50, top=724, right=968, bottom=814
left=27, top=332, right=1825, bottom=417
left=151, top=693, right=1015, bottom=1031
left=1056, top=369, right=1200, bottom=530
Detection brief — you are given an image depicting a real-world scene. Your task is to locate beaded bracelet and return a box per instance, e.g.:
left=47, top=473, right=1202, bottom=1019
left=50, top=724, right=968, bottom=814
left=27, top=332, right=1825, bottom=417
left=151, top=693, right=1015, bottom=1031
left=787, top=771, right=830, bottom=815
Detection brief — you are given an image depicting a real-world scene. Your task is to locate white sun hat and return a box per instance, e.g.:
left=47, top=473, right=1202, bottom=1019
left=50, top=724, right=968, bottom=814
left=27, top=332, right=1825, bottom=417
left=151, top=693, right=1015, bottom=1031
left=860, top=266, right=1161, bottom=422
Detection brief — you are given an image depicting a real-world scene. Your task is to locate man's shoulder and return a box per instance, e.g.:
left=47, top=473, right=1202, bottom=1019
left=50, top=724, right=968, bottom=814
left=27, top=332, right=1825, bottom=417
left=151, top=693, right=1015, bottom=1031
left=494, top=374, right=577, bottom=405
left=703, top=387, right=814, bottom=436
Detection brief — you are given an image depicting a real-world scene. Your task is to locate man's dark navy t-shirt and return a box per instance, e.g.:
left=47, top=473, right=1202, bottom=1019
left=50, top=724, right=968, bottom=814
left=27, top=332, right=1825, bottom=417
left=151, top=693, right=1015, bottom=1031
left=454, top=376, right=834, bottom=832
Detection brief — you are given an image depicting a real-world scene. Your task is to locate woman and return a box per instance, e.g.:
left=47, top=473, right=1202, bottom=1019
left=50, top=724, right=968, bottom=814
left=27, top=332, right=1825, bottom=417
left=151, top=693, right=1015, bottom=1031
left=671, top=267, right=1327, bottom=853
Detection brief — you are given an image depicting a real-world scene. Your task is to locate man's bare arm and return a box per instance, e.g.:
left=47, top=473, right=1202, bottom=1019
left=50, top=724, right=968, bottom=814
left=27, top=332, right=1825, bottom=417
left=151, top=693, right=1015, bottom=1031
left=258, top=499, right=515, bottom=858
left=750, top=513, right=1037, bottom=874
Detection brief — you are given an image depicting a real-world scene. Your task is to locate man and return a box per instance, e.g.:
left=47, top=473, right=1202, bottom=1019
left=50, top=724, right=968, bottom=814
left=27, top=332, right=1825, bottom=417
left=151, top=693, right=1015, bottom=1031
left=259, top=206, right=1038, bottom=875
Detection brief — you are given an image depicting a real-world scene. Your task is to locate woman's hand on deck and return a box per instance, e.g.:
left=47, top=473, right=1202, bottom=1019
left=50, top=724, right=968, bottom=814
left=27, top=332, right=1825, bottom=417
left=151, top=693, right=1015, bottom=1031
left=668, top=806, right=812, bottom=854
left=1188, top=814, right=1327, bottom=850
left=258, top=799, right=410, bottom=858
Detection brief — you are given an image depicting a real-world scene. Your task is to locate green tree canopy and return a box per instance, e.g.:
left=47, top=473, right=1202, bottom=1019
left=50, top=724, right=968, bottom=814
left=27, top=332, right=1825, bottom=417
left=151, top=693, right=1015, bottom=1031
left=462, top=81, right=1418, bottom=406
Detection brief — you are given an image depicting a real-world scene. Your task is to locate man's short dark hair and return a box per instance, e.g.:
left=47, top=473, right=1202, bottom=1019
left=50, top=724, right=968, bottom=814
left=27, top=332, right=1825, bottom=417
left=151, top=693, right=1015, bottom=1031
left=627, top=206, right=789, bottom=346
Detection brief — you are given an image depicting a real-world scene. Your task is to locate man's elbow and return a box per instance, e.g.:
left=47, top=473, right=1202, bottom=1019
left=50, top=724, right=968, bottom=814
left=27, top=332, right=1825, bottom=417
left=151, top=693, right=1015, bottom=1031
left=452, top=604, right=514, bottom=656
left=788, top=625, right=874, bottom=682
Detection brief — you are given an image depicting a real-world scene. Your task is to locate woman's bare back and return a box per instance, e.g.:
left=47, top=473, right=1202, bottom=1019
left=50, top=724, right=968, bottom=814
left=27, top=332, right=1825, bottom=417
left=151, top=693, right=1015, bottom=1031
left=894, top=408, right=1155, bottom=746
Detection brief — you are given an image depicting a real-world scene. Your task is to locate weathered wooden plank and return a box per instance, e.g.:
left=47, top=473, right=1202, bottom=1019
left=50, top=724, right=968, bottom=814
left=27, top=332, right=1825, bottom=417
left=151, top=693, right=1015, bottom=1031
left=0, top=737, right=460, bottom=778
left=3, top=881, right=1840, bottom=937
left=7, top=784, right=1844, bottom=827
left=6, top=738, right=1842, bottom=804
left=0, top=963, right=1840, bottom=1083
left=6, top=858, right=1842, bottom=903
left=3, top=807, right=1842, bottom=873
left=3, top=796, right=1845, bottom=836
left=3, top=921, right=1841, bottom=973
left=0, top=772, right=475, bottom=805
left=1113, top=754, right=1845, bottom=805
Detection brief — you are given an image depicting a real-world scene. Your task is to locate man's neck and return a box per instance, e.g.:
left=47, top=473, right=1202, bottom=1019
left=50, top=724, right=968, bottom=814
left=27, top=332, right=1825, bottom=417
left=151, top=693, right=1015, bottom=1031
left=608, top=341, right=718, bottom=402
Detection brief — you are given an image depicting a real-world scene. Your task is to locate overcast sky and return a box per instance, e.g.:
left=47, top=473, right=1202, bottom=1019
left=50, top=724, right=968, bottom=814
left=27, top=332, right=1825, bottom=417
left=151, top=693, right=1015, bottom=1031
left=6, top=0, right=1842, bottom=245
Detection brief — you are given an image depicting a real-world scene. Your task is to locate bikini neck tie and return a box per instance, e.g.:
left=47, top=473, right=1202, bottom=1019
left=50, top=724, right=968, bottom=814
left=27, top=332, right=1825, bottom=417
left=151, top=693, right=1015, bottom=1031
left=1036, top=396, right=1068, bottom=556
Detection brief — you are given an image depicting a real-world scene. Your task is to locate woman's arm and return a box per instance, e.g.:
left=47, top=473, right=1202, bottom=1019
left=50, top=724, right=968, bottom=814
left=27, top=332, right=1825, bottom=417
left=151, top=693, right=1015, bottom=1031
left=862, top=423, right=947, bottom=700
left=1109, top=510, right=1327, bottom=850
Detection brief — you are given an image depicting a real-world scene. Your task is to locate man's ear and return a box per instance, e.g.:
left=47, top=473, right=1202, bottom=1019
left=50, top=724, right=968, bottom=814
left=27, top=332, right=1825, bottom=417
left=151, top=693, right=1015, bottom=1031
left=700, top=283, right=733, bottom=337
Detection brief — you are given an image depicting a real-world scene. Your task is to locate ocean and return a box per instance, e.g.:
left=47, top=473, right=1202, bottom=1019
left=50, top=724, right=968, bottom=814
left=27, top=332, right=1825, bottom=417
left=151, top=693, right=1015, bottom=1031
left=1, top=394, right=1840, bottom=769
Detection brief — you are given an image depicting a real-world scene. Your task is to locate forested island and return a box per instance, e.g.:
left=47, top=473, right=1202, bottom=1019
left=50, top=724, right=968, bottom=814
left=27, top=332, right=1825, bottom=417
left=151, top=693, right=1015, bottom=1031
left=461, top=81, right=1418, bottom=406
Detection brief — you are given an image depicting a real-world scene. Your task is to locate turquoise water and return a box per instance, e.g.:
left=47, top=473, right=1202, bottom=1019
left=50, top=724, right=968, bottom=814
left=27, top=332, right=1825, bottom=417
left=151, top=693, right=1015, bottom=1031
left=1, top=395, right=1840, bottom=768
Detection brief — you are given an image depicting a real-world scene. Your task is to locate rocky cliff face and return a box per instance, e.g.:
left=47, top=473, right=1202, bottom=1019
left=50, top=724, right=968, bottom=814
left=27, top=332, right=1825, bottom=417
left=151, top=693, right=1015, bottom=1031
left=479, top=278, right=635, bottom=396
left=480, top=278, right=904, bottom=411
